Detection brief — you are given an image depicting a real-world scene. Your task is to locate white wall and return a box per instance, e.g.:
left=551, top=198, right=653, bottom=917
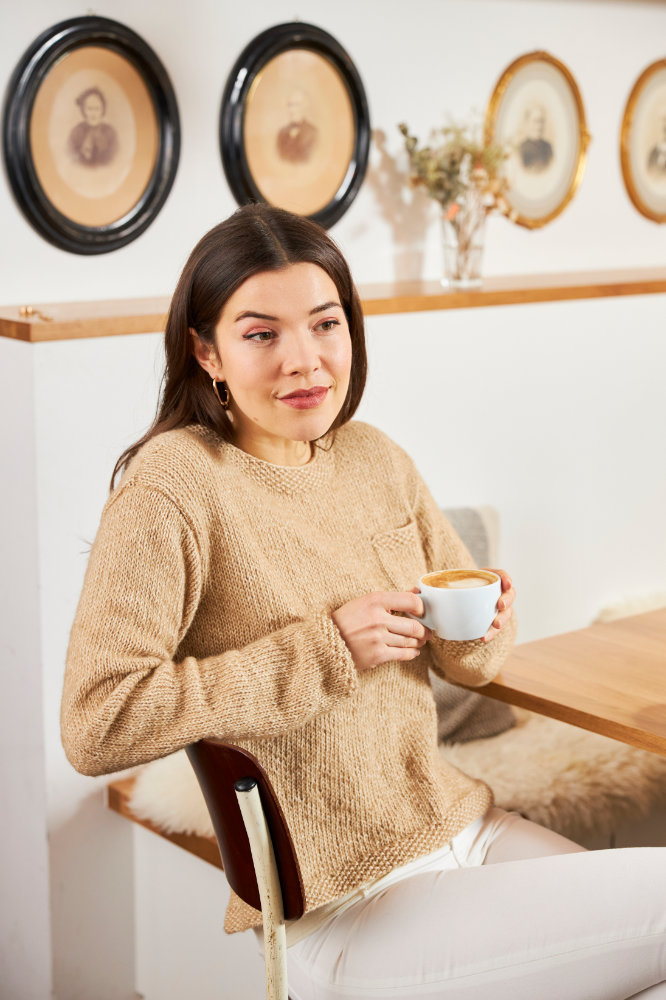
left=35, top=332, right=164, bottom=1000
left=360, top=295, right=666, bottom=640
left=0, top=340, right=52, bottom=1000
left=3, top=0, right=666, bottom=303
left=2, top=1, right=666, bottom=998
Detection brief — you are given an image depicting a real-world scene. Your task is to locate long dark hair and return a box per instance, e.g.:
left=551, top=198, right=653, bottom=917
left=111, top=203, right=367, bottom=489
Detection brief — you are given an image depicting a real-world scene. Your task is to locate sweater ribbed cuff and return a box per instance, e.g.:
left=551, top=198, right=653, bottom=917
left=316, top=614, right=359, bottom=701
left=429, top=614, right=517, bottom=688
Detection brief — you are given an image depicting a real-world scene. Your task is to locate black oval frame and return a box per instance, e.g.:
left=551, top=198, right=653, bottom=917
left=2, top=16, right=180, bottom=255
left=220, top=22, right=370, bottom=229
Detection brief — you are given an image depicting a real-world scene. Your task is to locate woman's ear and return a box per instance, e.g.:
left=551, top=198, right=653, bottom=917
left=190, top=328, right=222, bottom=379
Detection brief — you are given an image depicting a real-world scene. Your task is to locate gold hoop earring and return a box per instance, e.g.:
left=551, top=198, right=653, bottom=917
left=212, top=378, right=230, bottom=410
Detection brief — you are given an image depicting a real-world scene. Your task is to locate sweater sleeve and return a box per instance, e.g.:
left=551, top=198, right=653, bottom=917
left=408, top=459, right=517, bottom=688
left=61, top=485, right=357, bottom=777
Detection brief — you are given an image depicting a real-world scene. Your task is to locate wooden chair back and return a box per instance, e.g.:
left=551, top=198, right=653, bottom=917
left=185, top=739, right=305, bottom=920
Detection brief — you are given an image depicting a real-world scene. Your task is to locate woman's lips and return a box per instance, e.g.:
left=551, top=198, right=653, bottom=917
left=278, top=387, right=329, bottom=409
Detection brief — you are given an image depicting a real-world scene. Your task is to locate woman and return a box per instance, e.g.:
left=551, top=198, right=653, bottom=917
left=68, top=86, right=118, bottom=167
left=62, top=204, right=666, bottom=999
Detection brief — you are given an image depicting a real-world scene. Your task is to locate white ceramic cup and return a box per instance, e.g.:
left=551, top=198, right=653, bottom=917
left=415, top=568, right=502, bottom=641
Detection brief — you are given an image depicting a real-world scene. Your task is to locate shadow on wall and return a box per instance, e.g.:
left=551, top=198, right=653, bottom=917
left=364, top=129, right=431, bottom=281
left=49, top=790, right=136, bottom=1000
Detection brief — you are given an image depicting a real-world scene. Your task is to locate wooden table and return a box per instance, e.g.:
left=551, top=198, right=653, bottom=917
left=483, top=608, right=666, bottom=758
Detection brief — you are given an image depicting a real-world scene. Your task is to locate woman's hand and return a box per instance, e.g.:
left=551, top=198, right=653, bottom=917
left=482, top=569, right=515, bottom=643
left=332, top=591, right=432, bottom=672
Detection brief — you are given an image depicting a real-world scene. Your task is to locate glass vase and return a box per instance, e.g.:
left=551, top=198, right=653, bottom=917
left=441, top=194, right=487, bottom=289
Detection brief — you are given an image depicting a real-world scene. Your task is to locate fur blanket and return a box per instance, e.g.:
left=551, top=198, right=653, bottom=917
left=131, top=748, right=217, bottom=838
left=440, top=708, right=666, bottom=843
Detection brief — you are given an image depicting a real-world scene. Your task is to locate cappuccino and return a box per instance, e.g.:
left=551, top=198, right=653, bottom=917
left=422, top=569, right=496, bottom=590
left=411, top=568, right=502, bottom=640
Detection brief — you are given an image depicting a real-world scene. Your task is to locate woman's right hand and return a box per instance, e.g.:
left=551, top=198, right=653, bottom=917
left=331, top=591, right=431, bottom=672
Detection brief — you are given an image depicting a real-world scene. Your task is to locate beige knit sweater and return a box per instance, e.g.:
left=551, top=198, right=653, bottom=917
left=61, top=421, right=516, bottom=933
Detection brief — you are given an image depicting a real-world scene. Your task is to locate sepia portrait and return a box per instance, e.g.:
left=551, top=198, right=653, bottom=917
left=3, top=17, right=180, bottom=253
left=29, top=45, right=158, bottom=228
left=620, top=60, right=666, bottom=223
left=275, top=87, right=319, bottom=164
left=220, top=22, right=370, bottom=229
left=68, top=85, right=119, bottom=168
left=517, top=104, right=554, bottom=173
left=485, top=51, right=590, bottom=229
left=243, top=49, right=354, bottom=217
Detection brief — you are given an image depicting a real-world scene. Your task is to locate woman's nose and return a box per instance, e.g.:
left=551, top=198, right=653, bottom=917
left=280, top=330, right=321, bottom=375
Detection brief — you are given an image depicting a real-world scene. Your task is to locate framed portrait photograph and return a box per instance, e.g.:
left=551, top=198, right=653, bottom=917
left=485, top=51, right=590, bottom=229
left=220, top=22, right=370, bottom=228
left=620, top=59, right=666, bottom=223
left=3, top=16, right=180, bottom=254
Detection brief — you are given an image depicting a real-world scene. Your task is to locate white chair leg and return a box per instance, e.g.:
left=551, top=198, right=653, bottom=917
left=235, top=779, right=288, bottom=1000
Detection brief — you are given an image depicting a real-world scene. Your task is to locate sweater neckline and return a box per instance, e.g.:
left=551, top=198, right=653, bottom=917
left=188, top=424, right=335, bottom=495
left=226, top=438, right=334, bottom=494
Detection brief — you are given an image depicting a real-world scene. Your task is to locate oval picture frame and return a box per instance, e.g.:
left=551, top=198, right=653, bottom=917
left=220, top=22, right=370, bottom=228
left=620, top=59, right=666, bottom=223
left=485, top=51, right=590, bottom=229
left=2, top=16, right=180, bottom=254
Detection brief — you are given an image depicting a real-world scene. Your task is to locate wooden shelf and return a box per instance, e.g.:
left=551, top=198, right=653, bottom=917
left=360, top=267, right=666, bottom=315
left=3, top=268, right=666, bottom=343
left=0, top=297, right=170, bottom=344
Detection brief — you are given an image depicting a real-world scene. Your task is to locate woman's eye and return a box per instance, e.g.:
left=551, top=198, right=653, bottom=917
left=244, top=330, right=275, bottom=342
left=316, top=319, right=340, bottom=333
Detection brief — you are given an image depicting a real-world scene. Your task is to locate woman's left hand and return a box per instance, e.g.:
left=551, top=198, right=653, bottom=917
left=482, top=569, right=515, bottom=643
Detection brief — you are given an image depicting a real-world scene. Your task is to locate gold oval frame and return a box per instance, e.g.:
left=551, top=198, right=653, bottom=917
left=620, top=59, right=666, bottom=223
left=485, top=50, right=590, bottom=229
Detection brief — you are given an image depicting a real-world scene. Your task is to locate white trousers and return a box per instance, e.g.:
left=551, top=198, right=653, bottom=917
left=287, top=809, right=666, bottom=1000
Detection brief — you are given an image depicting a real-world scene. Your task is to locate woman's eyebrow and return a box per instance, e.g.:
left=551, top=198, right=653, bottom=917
left=309, top=301, right=342, bottom=315
left=234, top=301, right=342, bottom=322
left=234, top=310, right=278, bottom=322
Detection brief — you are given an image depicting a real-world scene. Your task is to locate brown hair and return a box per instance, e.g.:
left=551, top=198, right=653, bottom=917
left=76, top=87, right=107, bottom=116
left=111, top=203, right=367, bottom=488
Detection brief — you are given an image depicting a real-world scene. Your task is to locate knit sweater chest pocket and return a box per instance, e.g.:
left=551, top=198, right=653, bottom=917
left=371, top=519, right=427, bottom=592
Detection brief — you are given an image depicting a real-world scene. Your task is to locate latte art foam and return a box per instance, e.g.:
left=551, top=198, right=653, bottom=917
left=422, top=569, right=496, bottom=589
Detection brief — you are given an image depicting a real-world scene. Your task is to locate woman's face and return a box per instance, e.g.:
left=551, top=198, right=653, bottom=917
left=82, top=94, right=104, bottom=125
left=195, top=263, right=353, bottom=465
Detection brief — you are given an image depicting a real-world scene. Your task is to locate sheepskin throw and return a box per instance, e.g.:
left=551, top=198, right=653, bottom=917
left=131, top=747, right=215, bottom=838
left=440, top=708, right=666, bottom=843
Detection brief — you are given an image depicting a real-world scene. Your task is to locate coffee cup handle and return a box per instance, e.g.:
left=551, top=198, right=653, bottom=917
left=406, top=597, right=435, bottom=632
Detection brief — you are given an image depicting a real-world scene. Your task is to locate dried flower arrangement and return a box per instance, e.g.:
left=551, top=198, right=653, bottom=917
left=398, top=119, right=514, bottom=285
left=398, top=120, right=513, bottom=219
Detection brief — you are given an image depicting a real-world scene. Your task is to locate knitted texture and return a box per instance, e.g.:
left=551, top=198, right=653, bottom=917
left=61, top=421, right=516, bottom=933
